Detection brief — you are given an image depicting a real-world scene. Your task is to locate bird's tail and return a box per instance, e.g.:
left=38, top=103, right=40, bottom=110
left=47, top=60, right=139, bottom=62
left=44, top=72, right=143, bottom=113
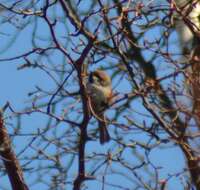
left=98, top=120, right=110, bottom=144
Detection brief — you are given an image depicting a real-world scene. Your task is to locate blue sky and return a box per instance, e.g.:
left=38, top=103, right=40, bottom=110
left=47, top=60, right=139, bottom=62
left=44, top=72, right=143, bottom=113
left=0, top=1, right=190, bottom=190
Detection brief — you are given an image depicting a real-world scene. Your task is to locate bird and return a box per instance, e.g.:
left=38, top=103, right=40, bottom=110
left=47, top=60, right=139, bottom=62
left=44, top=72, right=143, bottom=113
left=86, top=70, right=112, bottom=144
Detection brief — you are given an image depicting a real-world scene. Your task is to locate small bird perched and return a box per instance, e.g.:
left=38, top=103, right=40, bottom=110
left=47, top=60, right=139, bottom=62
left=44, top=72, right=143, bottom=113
left=86, top=70, right=112, bottom=144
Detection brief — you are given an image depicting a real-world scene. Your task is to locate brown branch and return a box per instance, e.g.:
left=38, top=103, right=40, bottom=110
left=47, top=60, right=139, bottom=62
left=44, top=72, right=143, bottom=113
left=58, top=2, right=98, bottom=189
left=0, top=110, right=29, bottom=190
left=58, top=0, right=95, bottom=40
left=0, top=47, right=55, bottom=62
left=72, top=34, right=96, bottom=190
left=180, top=139, right=200, bottom=189
left=111, top=1, right=200, bottom=189
left=190, top=45, right=200, bottom=126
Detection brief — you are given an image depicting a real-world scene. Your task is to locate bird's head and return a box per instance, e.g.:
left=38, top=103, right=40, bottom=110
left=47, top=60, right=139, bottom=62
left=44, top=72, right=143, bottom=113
left=89, top=70, right=111, bottom=87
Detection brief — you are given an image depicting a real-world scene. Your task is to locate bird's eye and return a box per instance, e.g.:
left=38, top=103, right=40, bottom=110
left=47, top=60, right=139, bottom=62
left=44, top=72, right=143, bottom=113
left=97, top=77, right=101, bottom=83
left=94, top=77, right=100, bottom=84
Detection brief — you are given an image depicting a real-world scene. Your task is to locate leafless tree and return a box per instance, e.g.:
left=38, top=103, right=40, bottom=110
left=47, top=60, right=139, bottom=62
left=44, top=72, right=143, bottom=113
left=0, top=0, right=199, bottom=190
